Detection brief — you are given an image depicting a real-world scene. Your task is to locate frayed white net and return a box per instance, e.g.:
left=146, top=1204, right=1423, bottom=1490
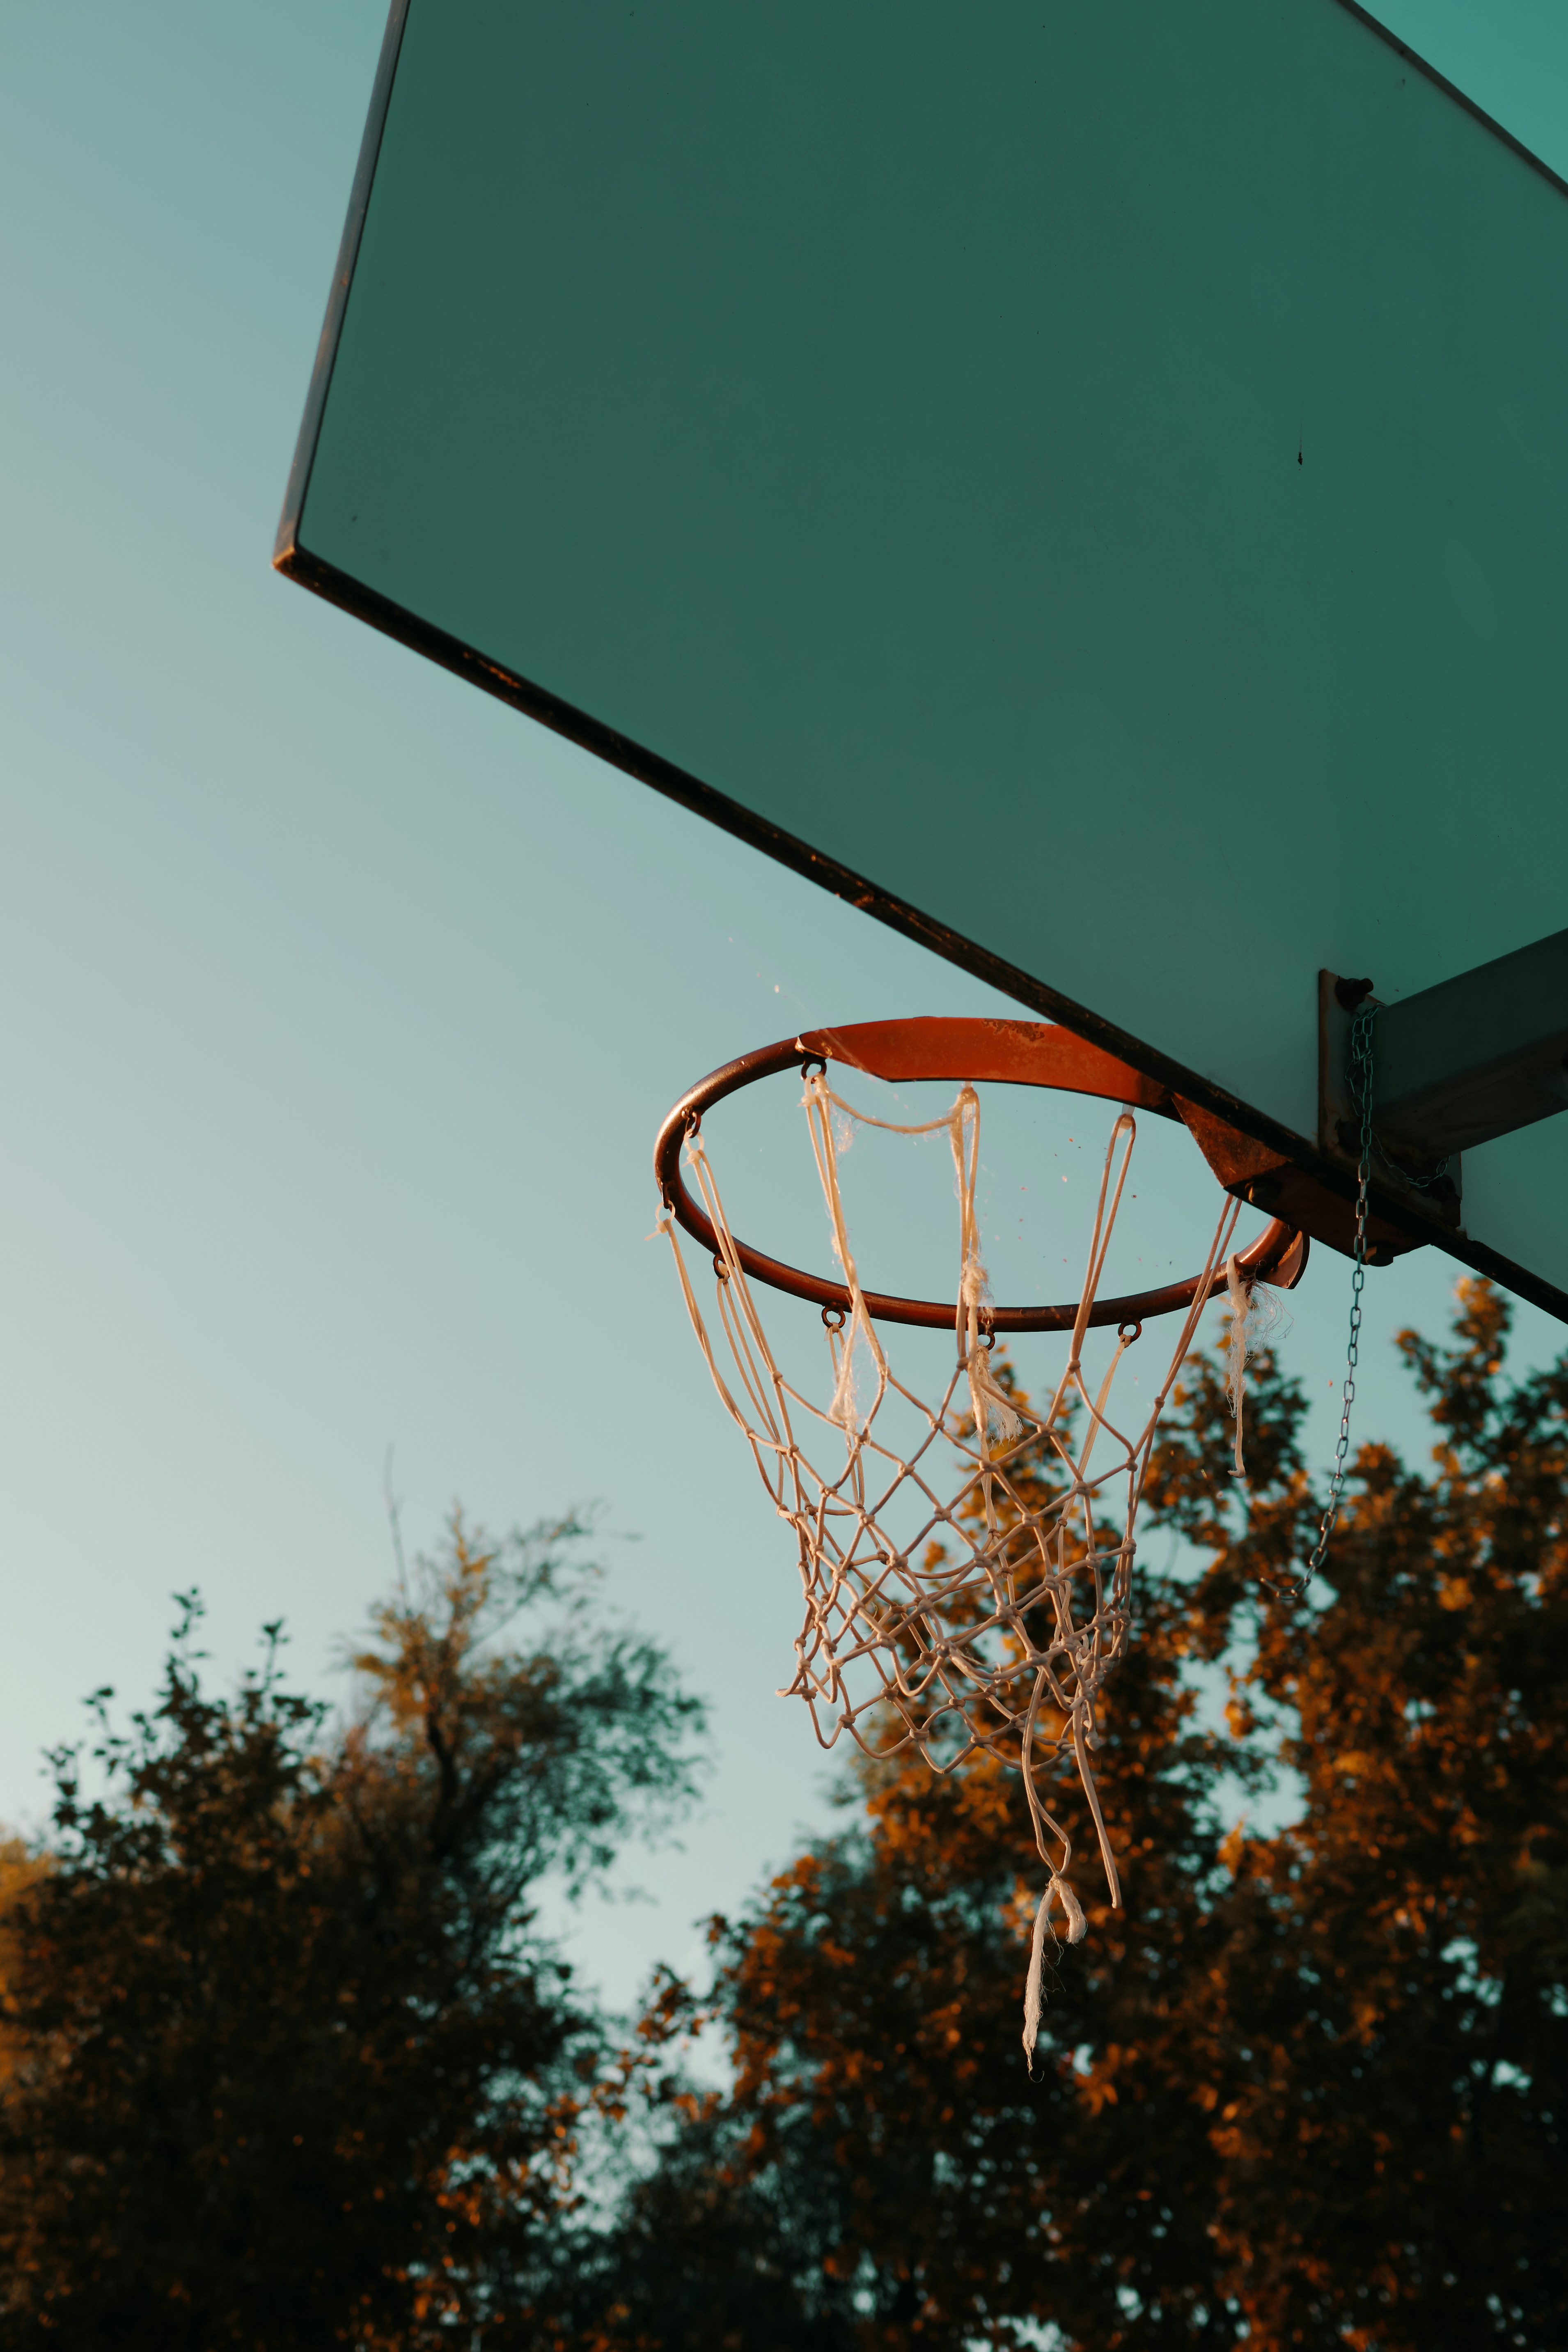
left=662, top=1069, right=1248, bottom=2064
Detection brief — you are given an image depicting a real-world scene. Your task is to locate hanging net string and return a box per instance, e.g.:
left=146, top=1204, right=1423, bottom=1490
left=1224, top=1251, right=1292, bottom=1480
left=660, top=1071, right=1241, bottom=2069
left=799, top=1076, right=1025, bottom=1450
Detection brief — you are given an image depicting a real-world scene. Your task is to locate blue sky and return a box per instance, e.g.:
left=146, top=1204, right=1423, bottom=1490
left=2, top=0, right=1565, bottom=2009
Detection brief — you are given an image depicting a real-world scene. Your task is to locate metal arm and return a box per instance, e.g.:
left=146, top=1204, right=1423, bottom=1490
left=1374, top=927, right=1568, bottom=1162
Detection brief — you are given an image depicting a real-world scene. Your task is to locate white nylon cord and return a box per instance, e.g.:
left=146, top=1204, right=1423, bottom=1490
left=663, top=1074, right=1240, bottom=2068
left=1224, top=1251, right=1289, bottom=1482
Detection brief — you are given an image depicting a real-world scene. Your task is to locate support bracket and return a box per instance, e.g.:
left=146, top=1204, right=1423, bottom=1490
left=1319, top=927, right=1568, bottom=1234
left=1370, top=928, right=1568, bottom=1160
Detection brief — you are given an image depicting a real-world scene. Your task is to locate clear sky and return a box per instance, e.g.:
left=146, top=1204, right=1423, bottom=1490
left=2, top=0, right=1565, bottom=2010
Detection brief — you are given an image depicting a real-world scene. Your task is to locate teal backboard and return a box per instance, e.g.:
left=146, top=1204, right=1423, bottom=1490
left=277, top=0, right=1568, bottom=1319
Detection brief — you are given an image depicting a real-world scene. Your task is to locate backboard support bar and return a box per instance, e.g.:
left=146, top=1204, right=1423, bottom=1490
left=1319, top=935, right=1568, bottom=1244
left=1373, top=929, right=1568, bottom=1161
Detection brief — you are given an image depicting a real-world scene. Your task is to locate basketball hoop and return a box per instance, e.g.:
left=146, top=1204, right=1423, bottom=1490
left=654, top=1019, right=1306, bottom=2065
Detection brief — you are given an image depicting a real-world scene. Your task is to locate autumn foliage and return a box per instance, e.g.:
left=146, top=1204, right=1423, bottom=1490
left=591, top=1281, right=1568, bottom=2349
left=0, top=1519, right=702, bottom=2347
left=0, top=1286, right=1563, bottom=2347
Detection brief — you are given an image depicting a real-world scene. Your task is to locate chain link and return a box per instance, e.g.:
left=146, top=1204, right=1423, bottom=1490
left=1296, top=997, right=1377, bottom=1595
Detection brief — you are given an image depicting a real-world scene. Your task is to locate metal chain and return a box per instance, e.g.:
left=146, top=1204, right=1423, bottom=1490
left=1298, top=997, right=1377, bottom=1593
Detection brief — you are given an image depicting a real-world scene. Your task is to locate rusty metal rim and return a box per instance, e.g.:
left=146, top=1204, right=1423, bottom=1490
left=654, top=1028, right=1307, bottom=1332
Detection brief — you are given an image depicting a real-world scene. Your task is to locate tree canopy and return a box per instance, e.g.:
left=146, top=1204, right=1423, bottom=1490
left=2, top=1284, right=1563, bottom=2347
left=0, top=1517, right=703, bottom=2348
left=588, top=1280, right=1568, bottom=2350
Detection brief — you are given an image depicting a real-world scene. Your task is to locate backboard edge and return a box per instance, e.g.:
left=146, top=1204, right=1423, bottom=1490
left=273, top=0, right=412, bottom=567
left=1335, top=0, right=1568, bottom=206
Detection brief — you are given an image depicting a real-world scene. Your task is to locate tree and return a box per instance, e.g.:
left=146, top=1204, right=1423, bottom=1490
left=588, top=1281, right=1568, bottom=2350
left=1166, top=1280, right=1568, bottom=2346
left=0, top=1515, right=703, bottom=2349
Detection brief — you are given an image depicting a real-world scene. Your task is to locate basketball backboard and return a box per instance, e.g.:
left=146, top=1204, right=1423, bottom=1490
left=277, top=0, right=1568, bottom=1321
